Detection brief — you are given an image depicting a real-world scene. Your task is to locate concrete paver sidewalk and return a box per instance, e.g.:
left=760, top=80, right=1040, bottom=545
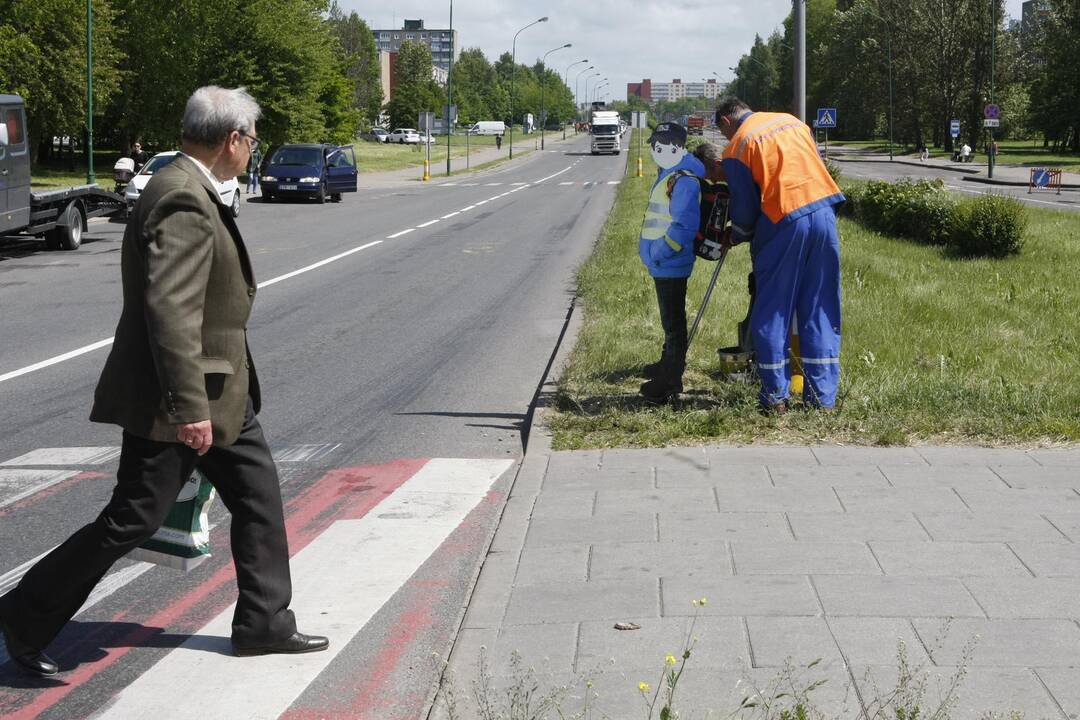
left=436, top=442, right=1080, bottom=719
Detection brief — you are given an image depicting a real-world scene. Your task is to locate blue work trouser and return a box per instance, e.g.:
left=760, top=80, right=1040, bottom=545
left=749, top=206, right=842, bottom=408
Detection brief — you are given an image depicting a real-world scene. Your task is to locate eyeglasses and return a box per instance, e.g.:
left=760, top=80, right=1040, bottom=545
left=238, top=131, right=260, bottom=152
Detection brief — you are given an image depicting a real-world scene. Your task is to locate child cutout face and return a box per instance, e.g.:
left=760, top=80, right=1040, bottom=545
left=651, top=140, right=687, bottom=170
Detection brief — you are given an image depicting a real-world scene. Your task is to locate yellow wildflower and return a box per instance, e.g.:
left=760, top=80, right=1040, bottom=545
left=665, top=653, right=677, bottom=666
left=638, top=681, right=651, bottom=693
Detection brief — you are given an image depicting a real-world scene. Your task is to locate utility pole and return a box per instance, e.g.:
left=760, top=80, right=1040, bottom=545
left=445, top=0, right=453, bottom=176
left=988, top=0, right=996, bottom=179
left=86, top=0, right=95, bottom=184
left=793, top=0, right=806, bottom=123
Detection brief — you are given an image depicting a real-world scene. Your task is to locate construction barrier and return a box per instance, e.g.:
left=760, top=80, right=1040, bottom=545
left=1028, top=168, right=1062, bottom=195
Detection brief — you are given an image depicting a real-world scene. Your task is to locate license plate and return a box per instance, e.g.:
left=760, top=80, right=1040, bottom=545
left=279, top=184, right=298, bottom=190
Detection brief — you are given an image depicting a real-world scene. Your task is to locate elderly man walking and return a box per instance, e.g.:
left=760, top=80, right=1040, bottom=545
left=0, top=86, right=328, bottom=678
left=715, top=97, right=845, bottom=412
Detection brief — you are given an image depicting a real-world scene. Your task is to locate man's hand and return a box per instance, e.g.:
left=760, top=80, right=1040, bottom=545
left=176, top=420, right=213, bottom=456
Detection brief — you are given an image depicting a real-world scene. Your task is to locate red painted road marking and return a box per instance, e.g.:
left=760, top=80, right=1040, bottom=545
left=0, top=458, right=429, bottom=720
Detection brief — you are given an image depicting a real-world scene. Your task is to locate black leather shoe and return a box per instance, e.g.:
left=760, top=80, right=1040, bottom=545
left=233, top=631, right=330, bottom=657
left=0, top=615, right=58, bottom=677
left=642, top=360, right=664, bottom=379
left=639, top=377, right=683, bottom=403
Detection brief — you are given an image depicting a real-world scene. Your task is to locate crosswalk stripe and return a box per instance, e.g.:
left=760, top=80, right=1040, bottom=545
left=0, top=469, right=79, bottom=509
left=2, top=446, right=120, bottom=466
left=93, top=457, right=513, bottom=719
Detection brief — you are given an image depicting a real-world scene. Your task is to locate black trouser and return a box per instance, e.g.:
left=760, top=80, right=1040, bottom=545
left=653, top=276, right=689, bottom=382
left=0, top=399, right=296, bottom=651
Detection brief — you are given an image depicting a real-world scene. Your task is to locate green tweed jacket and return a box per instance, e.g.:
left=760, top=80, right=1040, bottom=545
left=90, top=154, right=260, bottom=446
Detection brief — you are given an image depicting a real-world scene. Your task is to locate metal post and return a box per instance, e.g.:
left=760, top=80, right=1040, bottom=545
left=509, top=17, right=548, bottom=160
left=988, top=0, right=996, bottom=179
left=541, top=44, right=571, bottom=151
left=793, top=0, right=806, bottom=123
left=86, top=0, right=95, bottom=184
left=445, top=0, right=453, bottom=175
left=887, top=29, right=894, bottom=161
left=574, top=66, right=593, bottom=128
left=564, top=59, right=587, bottom=139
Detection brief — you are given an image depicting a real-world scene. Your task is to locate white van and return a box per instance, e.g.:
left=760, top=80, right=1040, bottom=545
left=467, top=121, right=506, bottom=136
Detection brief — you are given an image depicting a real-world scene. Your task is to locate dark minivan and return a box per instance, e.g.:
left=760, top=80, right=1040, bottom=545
left=260, top=143, right=358, bottom=203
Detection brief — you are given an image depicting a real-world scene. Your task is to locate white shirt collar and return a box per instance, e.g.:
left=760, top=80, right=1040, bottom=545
left=180, top=152, right=225, bottom=205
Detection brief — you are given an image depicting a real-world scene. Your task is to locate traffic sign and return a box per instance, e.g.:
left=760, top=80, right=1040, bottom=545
left=631, top=111, right=648, bottom=129
left=815, top=108, right=837, bottom=129
left=1032, top=169, right=1051, bottom=187
left=983, top=118, right=1000, bottom=128
left=984, top=104, right=1000, bottom=119
left=950, top=119, right=961, bottom=137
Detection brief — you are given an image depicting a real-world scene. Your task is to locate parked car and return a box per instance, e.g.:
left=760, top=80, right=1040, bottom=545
left=124, top=151, right=240, bottom=217
left=467, top=121, right=506, bottom=136
left=260, top=143, right=358, bottom=203
left=370, top=127, right=390, bottom=143
left=418, top=131, right=437, bottom=145
left=386, top=128, right=421, bottom=144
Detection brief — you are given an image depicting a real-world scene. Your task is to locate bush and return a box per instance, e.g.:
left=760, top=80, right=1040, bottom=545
left=850, top=179, right=954, bottom=245
left=824, top=158, right=843, bottom=185
left=948, top=193, right=1027, bottom=257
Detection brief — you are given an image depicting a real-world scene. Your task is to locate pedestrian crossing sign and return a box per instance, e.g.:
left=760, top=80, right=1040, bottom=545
left=816, top=108, right=837, bottom=129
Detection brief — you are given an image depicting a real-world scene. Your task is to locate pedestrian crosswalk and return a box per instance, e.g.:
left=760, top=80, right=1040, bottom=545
left=0, top=446, right=515, bottom=720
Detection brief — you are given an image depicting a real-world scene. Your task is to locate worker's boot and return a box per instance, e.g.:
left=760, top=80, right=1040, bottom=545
left=639, top=354, right=684, bottom=403
left=642, top=346, right=668, bottom=379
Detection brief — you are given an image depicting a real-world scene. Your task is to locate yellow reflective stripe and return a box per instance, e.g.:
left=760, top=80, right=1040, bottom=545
left=642, top=219, right=669, bottom=230
left=647, top=201, right=668, bottom=213
left=664, top=235, right=682, bottom=252
left=736, top=114, right=790, bottom=160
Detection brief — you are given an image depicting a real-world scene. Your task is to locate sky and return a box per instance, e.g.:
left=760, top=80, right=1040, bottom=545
left=342, top=0, right=1026, bottom=104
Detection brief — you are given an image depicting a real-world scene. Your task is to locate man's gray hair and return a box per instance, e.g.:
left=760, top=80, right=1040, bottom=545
left=714, top=96, right=751, bottom=124
left=182, top=86, right=261, bottom=147
left=694, top=141, right=723, bottom=165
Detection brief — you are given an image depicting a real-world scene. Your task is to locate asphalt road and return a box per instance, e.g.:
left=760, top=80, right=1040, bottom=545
left=0, top=133, right=625, bottom=718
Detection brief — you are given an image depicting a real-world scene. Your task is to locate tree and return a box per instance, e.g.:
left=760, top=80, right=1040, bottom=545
left=326, top=2, right=382, bottom=127
left=1029, top=0, right=1080, bottom=151
left=385, top=40, right=443, bottom=129
left=450, top=48, right=496, bottom=124
left=0, top=0, right=122, bottom=161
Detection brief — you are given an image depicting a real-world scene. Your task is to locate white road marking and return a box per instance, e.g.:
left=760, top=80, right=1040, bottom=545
left=441, top=211, right=460, bottom=219
left=608, top=181, right=621, bottom=185
left=0, top=469, right=80, bottom=509
left=417, top=219, right=440, bottom=228
left=559, top=181, right=574, bottom=185
left=485, top=182, right=503, bottom=186
left=94, top=458, right=514, bottom=720
left=386, top=229, right=413, bottom=239
left=442, top=183, right=458, bottom=186
left=475, top=200, right=489, bottom=205
left=460, top=205, right=476, bottom=212
left=272, top=444, right=342, bottom=463
left=511, top=182, right=528, bottom=186
left=461, top=183, right=479, bottom=186
left=532, top=166, right=573, bottom=184
left=0, top=339, right=115, bottom=384
left=259, top=241, right=384, bottom=287
left=510, top=185, right=531, bottom=193
left=2, top=446, right=120, bottom=466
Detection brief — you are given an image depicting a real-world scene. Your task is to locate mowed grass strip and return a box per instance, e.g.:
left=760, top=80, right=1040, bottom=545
left=549, top=130, right=1080, bottom=448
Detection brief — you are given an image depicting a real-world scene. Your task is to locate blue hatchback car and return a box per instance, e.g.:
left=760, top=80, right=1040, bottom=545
left=260, top=143, right=358, bottom=203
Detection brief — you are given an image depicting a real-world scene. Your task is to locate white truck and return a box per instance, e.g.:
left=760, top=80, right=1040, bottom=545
left=589, top=110, right=621, bottom=155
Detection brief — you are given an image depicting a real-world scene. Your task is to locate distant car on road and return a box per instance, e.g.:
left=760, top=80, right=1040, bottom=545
left=387, top=128, right=421, bottom=144
left=125, top=151, right=240, bottom=217
left=418, top=131, right=437, bottom=145
left=369, top=127, right=390, bottom=143
left=260, top=143, right=358, bottom=203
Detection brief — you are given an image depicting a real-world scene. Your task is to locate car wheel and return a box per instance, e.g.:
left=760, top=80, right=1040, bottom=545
left=398, top=138, right=405, bottom=144
left=263, top=192, right=274, bottom=203
left=331, top=193, right=342, bottom=203
left=231, top=191, right=241, bottom=217
left=45, top=203, right=84, bottom=251
left=316, top=183, right=326, bottom=204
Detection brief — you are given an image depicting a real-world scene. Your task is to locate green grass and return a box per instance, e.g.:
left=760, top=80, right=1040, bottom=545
left=548, top=130, right=1080, bottom=448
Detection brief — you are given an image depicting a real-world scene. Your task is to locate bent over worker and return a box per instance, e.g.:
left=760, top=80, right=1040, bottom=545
left=715, top=97, right=844, bottom=411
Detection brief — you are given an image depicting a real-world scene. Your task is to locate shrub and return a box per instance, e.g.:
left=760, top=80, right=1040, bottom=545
left=851, top=179, right=954, bottom=245
left=824, top=158, right=843, bottom=185
left=948, top=193, right=1027, bottom=257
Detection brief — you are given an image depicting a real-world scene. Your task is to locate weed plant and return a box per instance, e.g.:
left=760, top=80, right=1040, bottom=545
left=549, top=131, right=1080, bottom=448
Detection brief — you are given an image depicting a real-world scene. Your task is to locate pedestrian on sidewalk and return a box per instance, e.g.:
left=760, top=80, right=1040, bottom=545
left=246, top=142, right=262, bottom=194
left=637, top=122, right=705, bottom=402
left=495, top=133, right=503, bottom=150
left=715, top=96, right=845, bottom=413
left=0, top=86, right=329, bottom=679
left=961, top=143, right=972, bottom=163
left=920, top=144, right=929, bottom=162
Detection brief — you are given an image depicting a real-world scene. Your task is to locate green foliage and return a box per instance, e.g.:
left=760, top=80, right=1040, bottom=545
left=326, top=2, right=382, bottom=126
left=385, top=40, right=444, bottom=130
left=849, top=179, right=955, bottom=246
left=948, top=193, right=1027, bottom=258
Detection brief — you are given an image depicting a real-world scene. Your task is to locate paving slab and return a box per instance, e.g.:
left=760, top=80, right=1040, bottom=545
left=575, top=615, right=748, bottom=672
left=745, top=616, right=843, bottom=668
left=854, top=665, right=1065, bottom=720
left=912, top=618, right=1080, bottom=667
left=955, top=488, right=1080, bottom=513
left=530, top=489, right=595, bottom=519
left=787, top=511, right=931, bottom=541
left=594, top=487, right=716, bottom=515
left=514, top=544, right=589, bottom=585
left=812, top=446, right=927, bottom=466
left=662, top=576, right=821, bottom=617
left=601, top=447, right=708, bottom=473
left=502, top=579, right=659, bottom=625
left=705, top=445, right=819, bottom=467
left=731, top=540, right=881, bottom=575
left=1043, top=513, right=1080, bottom=542
left=524, top=511, right=656, bottom=547
left=659, top=462, right=770, bottom=488
left=588, top=541, right=732, bottom=581
left=878, top=464, right=1009, bottom=489
left=836, top=487, right=970, bottom=513
left=768, top=465, right=891, bottom=487
left=1008, top=542, right=1080, bottom=577
left=828, top=617, right=932, bottom=666
left=916, top=511, right=1067, bottom=542
left=659, top=511, right=794, bottom=542
left=715, top=485, right=844, bottom=512
left=1034, top=668, right=1080, bottom=718
left=869, top=541, right=1031, bottom=577
left=1028, top=448, right=1080, bottom=467
left=813, top=576, right=985, bottom=617
left=445, top=623, right=579, bottom=676
left=964, top=577, right=1080, bottom=619
left=914, top=447, right=1041, bottom=466
left=993, top=465, right=1080, bottom=489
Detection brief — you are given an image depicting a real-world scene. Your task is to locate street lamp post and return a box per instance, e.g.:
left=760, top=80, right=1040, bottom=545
left=445, top=0, right=453, bottom=175
left=584, top=73, right=602, bottom=110
left=563, top=59, right=587, bottom=138
left=540, top=43, right=571, bottom=150
left=86, top=0, right=94, bottom=184
left=509, top=16, right=548, bottom=159
left=988, top=0, right=996, bottom=178
left=574, top=66, right=594, bottom=126
left=594, top=81, right=609, bottom=104
left=866, top=8, right=894, bottom=161
left=728, top=66, right=746, bottom=99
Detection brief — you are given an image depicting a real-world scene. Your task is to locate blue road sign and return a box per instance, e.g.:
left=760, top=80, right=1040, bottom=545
left=1033, top=169, right=1050, bottom=187
left=950, top=119, right=961, bottom=137
left=816, top=108, right=837, bottom=129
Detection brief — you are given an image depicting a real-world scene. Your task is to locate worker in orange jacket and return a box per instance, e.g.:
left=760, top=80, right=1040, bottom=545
left=715, top=97, right=844, bottom=412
